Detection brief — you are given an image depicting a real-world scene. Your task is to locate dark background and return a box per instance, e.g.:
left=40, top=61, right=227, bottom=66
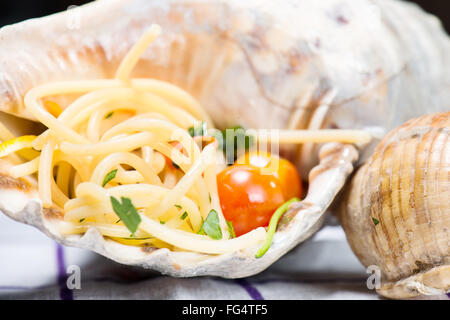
left=0, top=0, right=448, bottom=33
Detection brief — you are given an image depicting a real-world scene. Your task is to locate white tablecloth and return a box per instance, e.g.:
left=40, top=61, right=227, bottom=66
left=0, top=212, right=379, bottom=300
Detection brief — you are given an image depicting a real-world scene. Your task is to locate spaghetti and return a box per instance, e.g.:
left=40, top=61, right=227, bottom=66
left=0, top=24, right=371, bottom=255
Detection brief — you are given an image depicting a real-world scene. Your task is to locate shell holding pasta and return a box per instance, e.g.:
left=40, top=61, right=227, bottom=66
left=339, top=112, right=450, bottom=299
left=0, top=0, right=449, bottom=279
left=0, top=141, right=358, bottom=278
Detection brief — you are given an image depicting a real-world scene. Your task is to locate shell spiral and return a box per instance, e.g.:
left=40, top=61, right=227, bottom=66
left=339, top=112, right=449, bottom=299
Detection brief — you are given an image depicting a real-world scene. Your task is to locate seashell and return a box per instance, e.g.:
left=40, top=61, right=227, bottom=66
left=0, top=1, right=448, bottom=155
left=0, top=0, right=449, bottom=277
left=339, top=112, right=450, bottom=298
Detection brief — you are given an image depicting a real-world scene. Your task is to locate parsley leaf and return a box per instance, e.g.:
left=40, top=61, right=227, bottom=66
left=104, top=111, right=114, bottom=119
left=102, top=169, right=118, bottom=187
left=198, top=209, right=222, bottom=240
left=79, top=218, right=85, bottom=223
left=211, top=125, right=254, bottom=163
left=110, top=196, right=141, bottom=235
left=174, top=204, right=182, bottom=209
left=188, top=123, right=253, bottom=163
left=372, top=217, right=380, bottom=226
left=172, top=161, right=180, bottom=169
left=188, top=121, right=207, bottom=137
left=226, top=220, right=236, bottom=238
left=180, top=212, right=188, bottom=220
left=160, top=221, right=166, bottom=225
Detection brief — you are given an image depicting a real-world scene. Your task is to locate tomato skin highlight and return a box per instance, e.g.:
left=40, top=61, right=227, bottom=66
left=217, top=165, right=285, bottom=237
left=237, top=151, right=303, bottom=200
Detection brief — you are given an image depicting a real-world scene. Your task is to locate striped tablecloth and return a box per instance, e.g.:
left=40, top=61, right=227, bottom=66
left=0, top=213, right=380, bottom=300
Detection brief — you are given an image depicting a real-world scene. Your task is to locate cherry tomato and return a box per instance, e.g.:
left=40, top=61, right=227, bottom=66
left=237, top=151, right=302, bottom=200
left=217, top=164, right=285, bottom=236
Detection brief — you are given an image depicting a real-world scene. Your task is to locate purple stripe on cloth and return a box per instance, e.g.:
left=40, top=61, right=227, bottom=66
left=56, top=244, right=73, bottom=300
left=235, top=279, right=264, bottom=300
left=447, top=292, right=450, bottom=299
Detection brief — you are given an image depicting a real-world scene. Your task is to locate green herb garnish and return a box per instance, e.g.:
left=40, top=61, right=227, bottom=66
left=104, top=111, right=114, bottom=119
left=188, top=123, right=253, bottom=162
left=172, top=161, right=180, bottom=169
left=188, top=121, right=207, bottom=137
left=197, top=209, right=222, bottom=240
left=180, top=212, right=188, bottom=220
left=174, top=204, right=182, bottom=209
left=214, top=125, right=254, bottom=163
left=102, top=169, right=118, bottom=187
left=110, top=196, right=141, bottom=235
left=226, top=220, right=236, bottom=239
left=255, top=197, right=300, bottom=258
left=160, top=221, right=166, bottom=225
left=372, top=217, right=380, bottom=226
left=79, top=218, right=85, bottom=223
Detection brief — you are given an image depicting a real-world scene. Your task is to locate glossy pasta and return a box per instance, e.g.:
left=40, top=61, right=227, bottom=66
left=0, top=24, right=371, bottom=255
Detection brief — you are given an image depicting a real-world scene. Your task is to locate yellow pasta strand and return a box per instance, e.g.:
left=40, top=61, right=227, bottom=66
left=6, top=24, right=371, bottom=255
left=115, top=24, right=162, bottom=82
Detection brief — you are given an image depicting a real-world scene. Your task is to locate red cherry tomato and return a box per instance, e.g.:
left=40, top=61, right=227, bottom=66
left=237, top=151, right=302, bottom=200
left=217, top=164, right=285, bottom=236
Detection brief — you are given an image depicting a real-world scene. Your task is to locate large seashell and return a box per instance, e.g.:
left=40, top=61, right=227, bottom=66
left=339, top=112, right=450, bottom=298
left=0, top=0, right=449, bottom=178
left=0, top=0, right=449, bottom=277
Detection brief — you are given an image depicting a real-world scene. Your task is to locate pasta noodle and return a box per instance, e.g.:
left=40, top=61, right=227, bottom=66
left=0, top=24, right=371, bottom=255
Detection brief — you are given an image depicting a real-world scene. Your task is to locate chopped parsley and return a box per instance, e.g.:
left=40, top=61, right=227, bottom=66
left=110, top=196, right=141, bottom=235
left=197, top=209, right=222, bottom=240
left=211, top=125, right=254, bottom=163
left=187, top=123, right=253, bottom=162
left=172, top=161, right=180, bottom=169
left=160, top=221, right=166, bottom=225
left=79, top=218, right=85, bottom=223
left=372, top=217, right=380, bottom=226
left=102, top=169, right=118, bottom=187
left=174, top=204, right=182, bottom=209
left=188, top=121, right=207, bottom=137
left=104, top=111, right=114, bottom=119
left=180, top=212, right=188, bottom=220
left=226, top=220, right=236, bottom=239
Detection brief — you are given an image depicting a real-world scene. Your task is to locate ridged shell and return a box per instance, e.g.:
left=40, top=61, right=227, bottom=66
left=0, top=0, right=449, bottom=278
left=0, top=0, right=448, bottom=180
left=339, top=112, right=450, bottom=298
